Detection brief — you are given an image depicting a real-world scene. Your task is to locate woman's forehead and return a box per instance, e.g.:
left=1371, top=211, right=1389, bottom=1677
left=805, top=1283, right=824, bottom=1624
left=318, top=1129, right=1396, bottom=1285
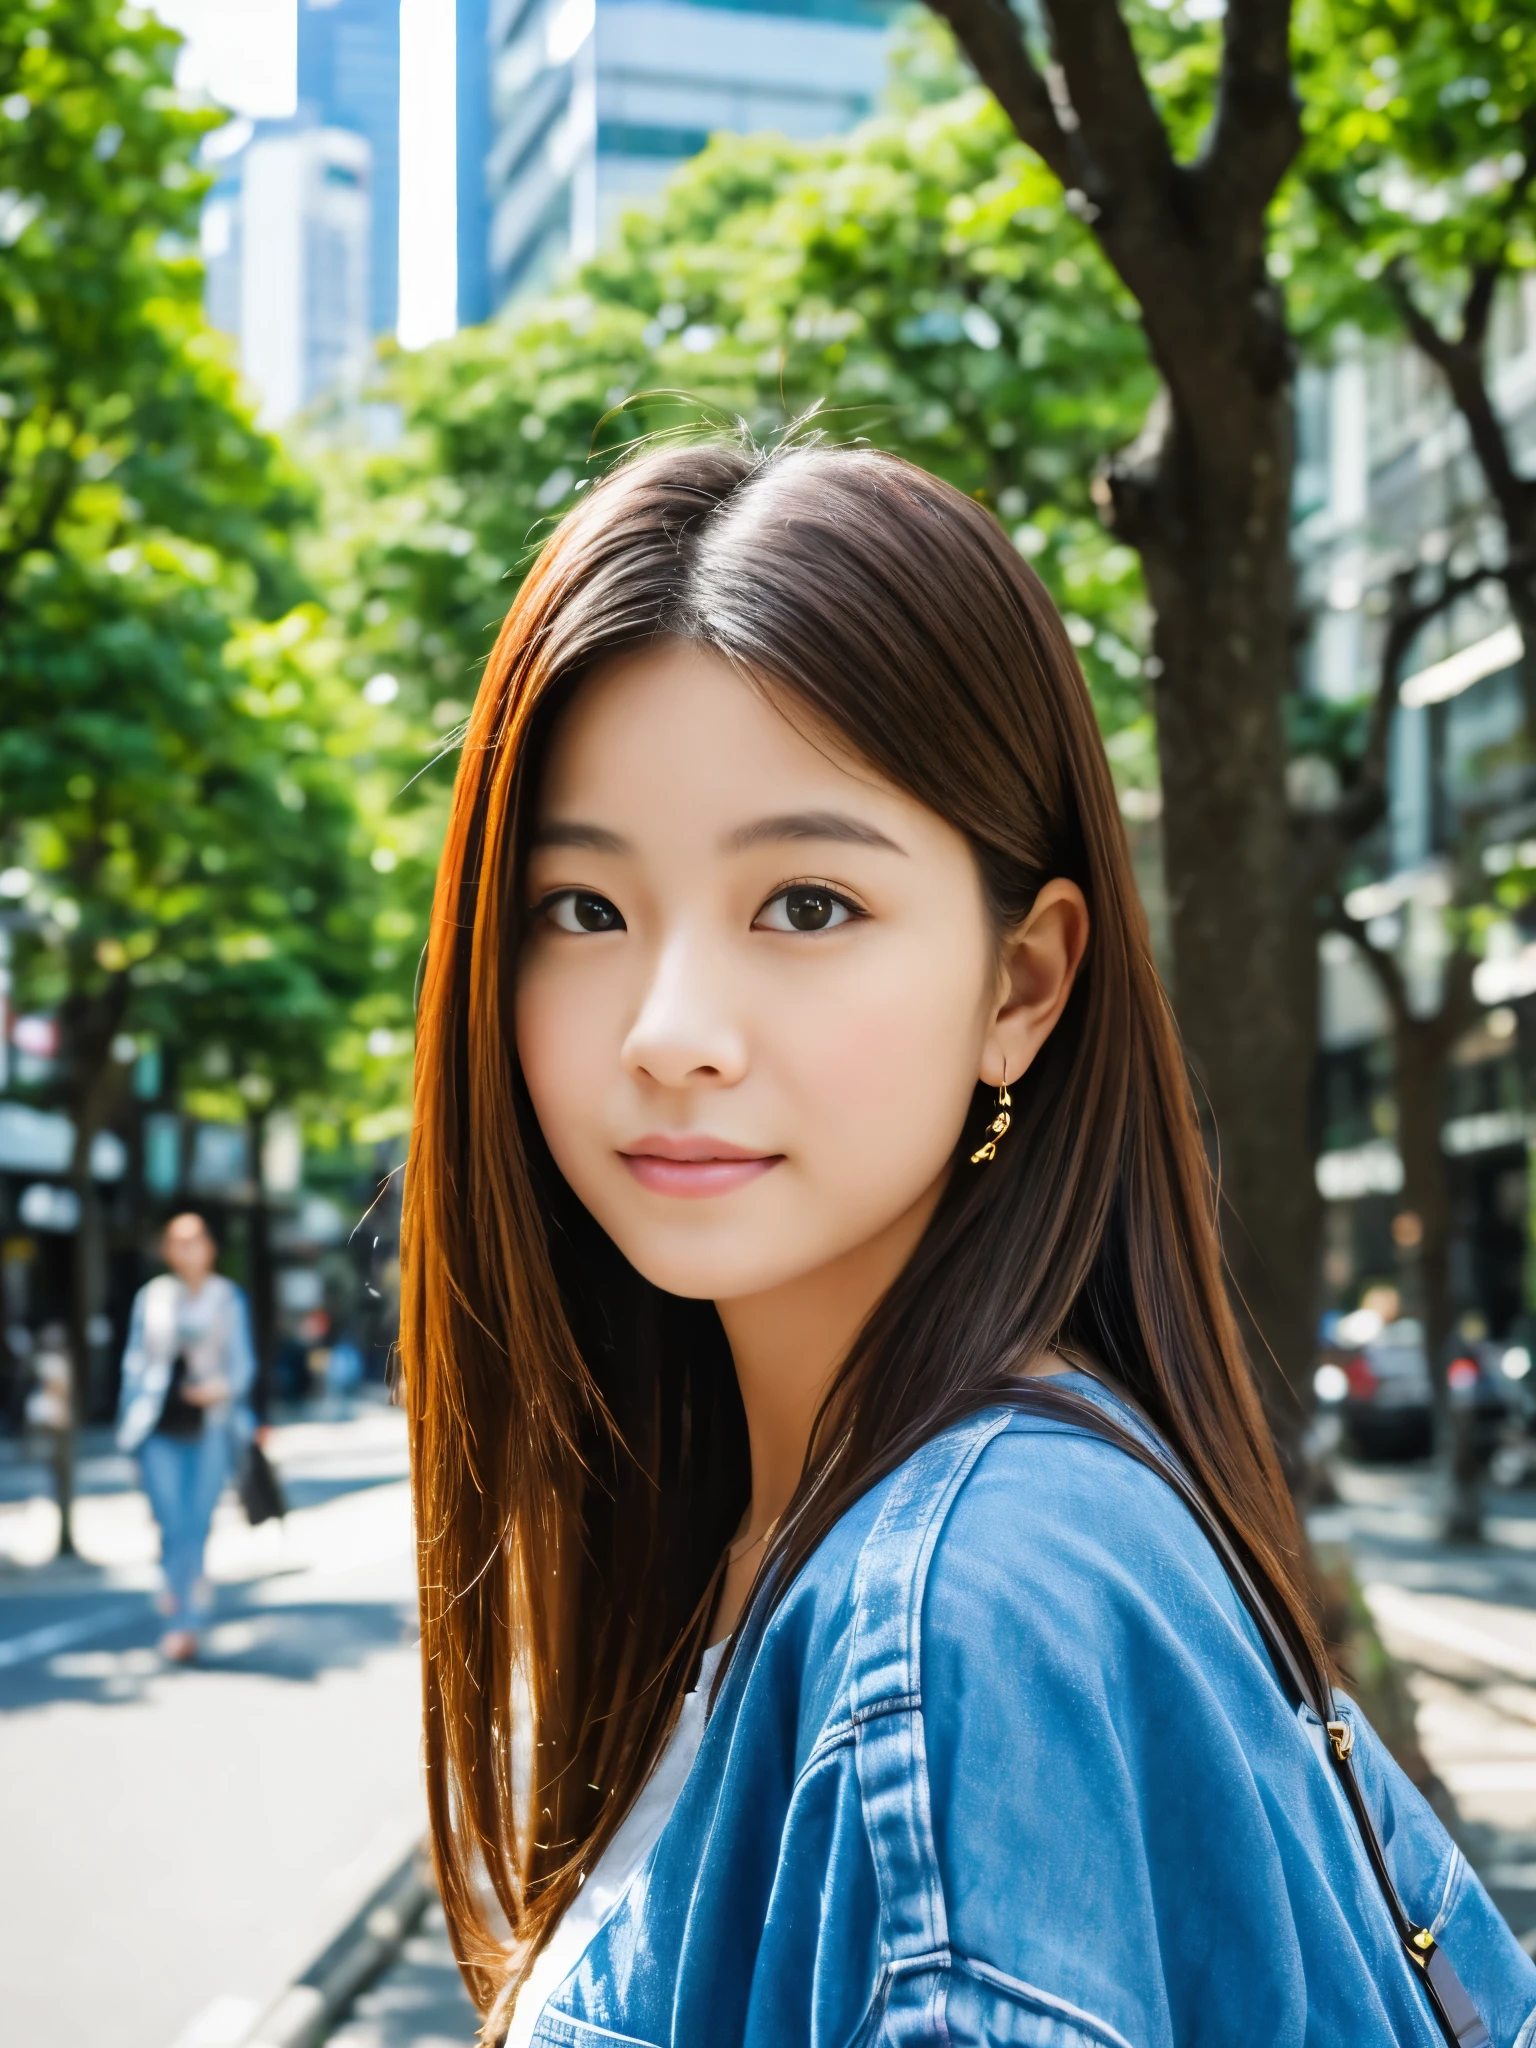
left=537, top=642, right=906, bottom=826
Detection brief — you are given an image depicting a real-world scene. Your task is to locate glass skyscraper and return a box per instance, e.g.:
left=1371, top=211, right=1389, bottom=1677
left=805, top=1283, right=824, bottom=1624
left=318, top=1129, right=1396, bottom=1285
left=458, top=0, right=494, bottom=327
left=483, top=0, right=895, bottom=308
left=297, top=0, right=401, bottom=335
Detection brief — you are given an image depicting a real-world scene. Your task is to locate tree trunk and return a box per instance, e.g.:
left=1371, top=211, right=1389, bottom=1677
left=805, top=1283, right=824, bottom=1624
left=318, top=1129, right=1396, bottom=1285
left=1367, top=947, right=1482, bottom=1542
left=58, top=974, right=128, bottom=1560
left=1394, top=1016, right=1455, bottom=1375
left=1111, top=383, right=1319, bottom=1463
left=52, top=1410, right=76, bottom=1559
left=1396, top=1015, right=1483, bottom=1543
left=923, top=0, right=1318, bottom=1466
left=1506, top=572, right=1536, bottom=749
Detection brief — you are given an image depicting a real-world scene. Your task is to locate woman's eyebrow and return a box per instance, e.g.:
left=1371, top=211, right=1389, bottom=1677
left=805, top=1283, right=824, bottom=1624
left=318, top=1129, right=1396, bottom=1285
left=530, top=821, right=630, bottom=853
left=724, top=811, right=906, bottom=855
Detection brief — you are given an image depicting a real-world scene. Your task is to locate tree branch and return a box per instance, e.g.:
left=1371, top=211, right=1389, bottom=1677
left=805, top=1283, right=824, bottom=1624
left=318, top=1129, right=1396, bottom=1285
left=1330, top=895, right=1476, bottom=1056
left=1383, top=258, right=1455, bottom=374
left=1385, top=255, right=1536, bottom=543
left=1461, top=260, right=1501, bottom=356
left=1326, top=564, right=1499, bottom=846
left=1429, top=942, right=1481, bottom=1062
left=1325, top=892, right=1411, bottom=1027
left=925, top=0, right=1075, bottom=187
left=939, top=0, right=1283, bottom=426
left=1202, top=0, right=1301, bottom=234
left=1037, top=0, right=1178, bottom=211
left=0, top=458, right=80, bottom=617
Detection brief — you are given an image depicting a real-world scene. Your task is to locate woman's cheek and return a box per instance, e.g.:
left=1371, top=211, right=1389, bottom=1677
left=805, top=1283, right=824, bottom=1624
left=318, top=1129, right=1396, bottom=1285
left=780, top=961, right=975, bottom=1194
left=514, top=964, right=602, bottom=1170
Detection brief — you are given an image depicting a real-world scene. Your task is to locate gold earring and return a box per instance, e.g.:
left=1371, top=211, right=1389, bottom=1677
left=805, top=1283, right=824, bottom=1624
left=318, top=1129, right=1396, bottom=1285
left=970, top=1070, right=1012, bottom=1165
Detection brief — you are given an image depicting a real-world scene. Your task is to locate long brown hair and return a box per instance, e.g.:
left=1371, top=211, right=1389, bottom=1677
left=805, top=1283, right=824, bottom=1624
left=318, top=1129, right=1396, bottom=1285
left=399, top=434, right=1322, bottom=2023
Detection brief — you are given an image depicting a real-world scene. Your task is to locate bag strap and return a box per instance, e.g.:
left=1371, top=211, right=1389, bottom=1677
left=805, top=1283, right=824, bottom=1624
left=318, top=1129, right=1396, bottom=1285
left=1021, top=1385, right=1491, bottom=2048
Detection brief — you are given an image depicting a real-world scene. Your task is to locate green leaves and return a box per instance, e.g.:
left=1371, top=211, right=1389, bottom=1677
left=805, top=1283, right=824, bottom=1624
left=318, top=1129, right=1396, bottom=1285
left=0, top=0, right=307, bottom=606
left=1289, top=0, right=1536, bottom=337
left=319, top=77, right=1157, bottom=771
left=0, top=0, right=368, bottom=1139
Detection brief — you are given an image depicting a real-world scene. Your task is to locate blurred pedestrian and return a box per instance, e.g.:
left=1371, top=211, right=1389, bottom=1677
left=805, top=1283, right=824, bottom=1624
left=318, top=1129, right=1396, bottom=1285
left=115, top=1213, right=255, bottom=1662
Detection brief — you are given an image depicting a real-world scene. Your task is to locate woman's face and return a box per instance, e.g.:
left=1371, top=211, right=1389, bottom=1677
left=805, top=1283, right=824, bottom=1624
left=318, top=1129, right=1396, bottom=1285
left=515, top=641, right=1052, bottom=1305
left=163, top=1214, right=216, bottom=1285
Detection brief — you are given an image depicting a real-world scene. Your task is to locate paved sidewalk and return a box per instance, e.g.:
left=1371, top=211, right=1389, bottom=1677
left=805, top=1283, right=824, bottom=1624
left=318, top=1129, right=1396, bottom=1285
left=1312, top=1461, right=1536, bottom=1948
left=0, top=1401, right=428, bottom=2048
left=327, top=1903, right=477, bottom=2048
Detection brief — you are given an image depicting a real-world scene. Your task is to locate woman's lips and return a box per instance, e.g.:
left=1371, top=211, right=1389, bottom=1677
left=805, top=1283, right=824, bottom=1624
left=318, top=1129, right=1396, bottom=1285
left=619, top=1136, right=783, bottom=1199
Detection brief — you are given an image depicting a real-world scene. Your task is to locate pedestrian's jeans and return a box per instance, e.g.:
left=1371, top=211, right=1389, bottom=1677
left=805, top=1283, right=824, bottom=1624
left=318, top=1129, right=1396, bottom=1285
left=139, top=1429, right=231, bottom=1625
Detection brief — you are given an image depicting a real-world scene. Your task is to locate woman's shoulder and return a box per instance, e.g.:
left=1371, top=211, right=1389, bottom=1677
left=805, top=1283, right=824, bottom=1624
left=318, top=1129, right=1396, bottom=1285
left=762, top=1387, right=1247, bottom=1738
left=920, top=1396, right=1270, bottom=1699
left=929, top=1391, right=1236, bottom=1595
left=797, top=1384, right=1237, bottom=1635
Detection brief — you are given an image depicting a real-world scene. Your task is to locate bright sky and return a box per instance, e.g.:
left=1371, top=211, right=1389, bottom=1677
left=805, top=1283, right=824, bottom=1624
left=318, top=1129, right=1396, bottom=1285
left=155, top=0, right=298, bottom=120
left=152, top=0, right=458, bottom=345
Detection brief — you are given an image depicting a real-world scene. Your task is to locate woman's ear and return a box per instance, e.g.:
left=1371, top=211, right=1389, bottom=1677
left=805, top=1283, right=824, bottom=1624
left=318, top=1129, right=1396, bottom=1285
left=979, top=879, right=1090, bottom=1089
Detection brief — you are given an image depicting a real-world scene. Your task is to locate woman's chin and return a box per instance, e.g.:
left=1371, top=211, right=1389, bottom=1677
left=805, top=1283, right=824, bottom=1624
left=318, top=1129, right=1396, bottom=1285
left=613, top=1238, right=819, bottom=1306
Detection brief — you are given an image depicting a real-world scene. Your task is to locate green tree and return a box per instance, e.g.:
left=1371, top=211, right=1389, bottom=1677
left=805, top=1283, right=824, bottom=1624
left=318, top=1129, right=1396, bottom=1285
left=913, top=0, right=1321, bottom=1442
left=1296, top=0, right=1536, bottom=724
left=0, top=0, right=307, bottom=619
left=1, top=599, right=385, bottom=1537
left=0, top=0, right=380, bottom=1539
left=0, top=0, right=324, bottom=1164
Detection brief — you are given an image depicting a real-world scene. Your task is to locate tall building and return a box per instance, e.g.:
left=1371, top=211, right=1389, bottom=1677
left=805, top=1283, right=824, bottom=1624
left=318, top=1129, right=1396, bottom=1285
left=297, top=0, right=400, bottom=335
left=458, top=0, right=494, bottom=327
left=485, top=0, right=894, bottom=308
left=236, top=126, right=374, bottom=427
left=1300, top=281, right=1536, bottom=1331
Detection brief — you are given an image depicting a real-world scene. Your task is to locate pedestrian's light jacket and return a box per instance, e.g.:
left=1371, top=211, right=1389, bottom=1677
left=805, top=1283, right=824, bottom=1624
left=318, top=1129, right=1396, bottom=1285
left=526, top=1379, right=1536, bottom=2047
left=114, top=1271, right=257, bottom=1452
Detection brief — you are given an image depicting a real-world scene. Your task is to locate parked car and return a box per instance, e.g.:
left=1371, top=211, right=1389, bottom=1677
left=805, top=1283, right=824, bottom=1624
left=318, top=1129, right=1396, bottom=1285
left=1314, top=1311, right=1513, bottom=1462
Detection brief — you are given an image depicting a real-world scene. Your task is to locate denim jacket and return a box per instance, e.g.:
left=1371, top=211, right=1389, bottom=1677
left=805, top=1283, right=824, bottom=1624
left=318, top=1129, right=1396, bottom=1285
left=531, top=1385, right=1536, bottom=2048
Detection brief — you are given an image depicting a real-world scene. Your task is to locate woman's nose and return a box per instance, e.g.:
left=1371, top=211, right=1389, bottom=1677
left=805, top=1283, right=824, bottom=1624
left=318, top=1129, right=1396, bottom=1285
left=621, top=931, right=748, bottom=1090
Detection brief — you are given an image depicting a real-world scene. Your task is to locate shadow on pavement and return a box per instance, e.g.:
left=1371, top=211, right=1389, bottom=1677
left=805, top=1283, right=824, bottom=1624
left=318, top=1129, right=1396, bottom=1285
left=0, top=1587, right=415, bottom=1714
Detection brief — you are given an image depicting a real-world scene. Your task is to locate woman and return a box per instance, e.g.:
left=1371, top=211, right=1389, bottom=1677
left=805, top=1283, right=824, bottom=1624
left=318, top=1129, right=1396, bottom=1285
left=401, top=438, right=1535, bottom=2046
left=117, top=1211, right=255, bottom=1662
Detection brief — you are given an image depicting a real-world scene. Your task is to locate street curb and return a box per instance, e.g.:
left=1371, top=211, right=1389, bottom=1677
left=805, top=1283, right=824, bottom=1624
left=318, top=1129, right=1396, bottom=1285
left=242, top=1840, right=437, bottom=2048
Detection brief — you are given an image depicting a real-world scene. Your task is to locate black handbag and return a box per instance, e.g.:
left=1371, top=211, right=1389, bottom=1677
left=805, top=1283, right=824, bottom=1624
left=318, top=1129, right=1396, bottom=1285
left=1016, top=1381, right=1491, bottom=2048
left=236, top=1438, right=288, bottom=1525
left=155, top=1354, right=204, bottom=1440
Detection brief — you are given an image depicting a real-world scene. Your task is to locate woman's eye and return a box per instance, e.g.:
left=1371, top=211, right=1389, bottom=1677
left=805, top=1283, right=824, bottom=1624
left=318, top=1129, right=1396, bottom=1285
left=754, top=886, right=862, bottom=934
left=541, top=890, right=625, bottom=934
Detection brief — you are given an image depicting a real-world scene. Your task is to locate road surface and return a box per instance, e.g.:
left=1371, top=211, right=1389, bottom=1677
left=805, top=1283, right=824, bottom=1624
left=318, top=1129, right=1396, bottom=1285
left=0, top=1402, right=431, bottom=2048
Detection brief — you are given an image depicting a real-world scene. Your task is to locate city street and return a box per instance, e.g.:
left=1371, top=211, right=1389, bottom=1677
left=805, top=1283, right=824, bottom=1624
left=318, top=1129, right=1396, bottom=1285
left=0, top=1399, right=469, bottom=2048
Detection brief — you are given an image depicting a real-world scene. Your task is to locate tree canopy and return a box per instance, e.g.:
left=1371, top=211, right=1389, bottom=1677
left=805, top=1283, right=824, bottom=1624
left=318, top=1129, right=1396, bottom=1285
left=317, top=57, right=1158, bottom=777
left=0, top=0, right=385, bottom=1153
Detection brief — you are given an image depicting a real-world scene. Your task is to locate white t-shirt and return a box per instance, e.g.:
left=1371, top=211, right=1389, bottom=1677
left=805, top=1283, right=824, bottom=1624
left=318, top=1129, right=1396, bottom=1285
left=504, top=1639, right=728, bottom=2048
